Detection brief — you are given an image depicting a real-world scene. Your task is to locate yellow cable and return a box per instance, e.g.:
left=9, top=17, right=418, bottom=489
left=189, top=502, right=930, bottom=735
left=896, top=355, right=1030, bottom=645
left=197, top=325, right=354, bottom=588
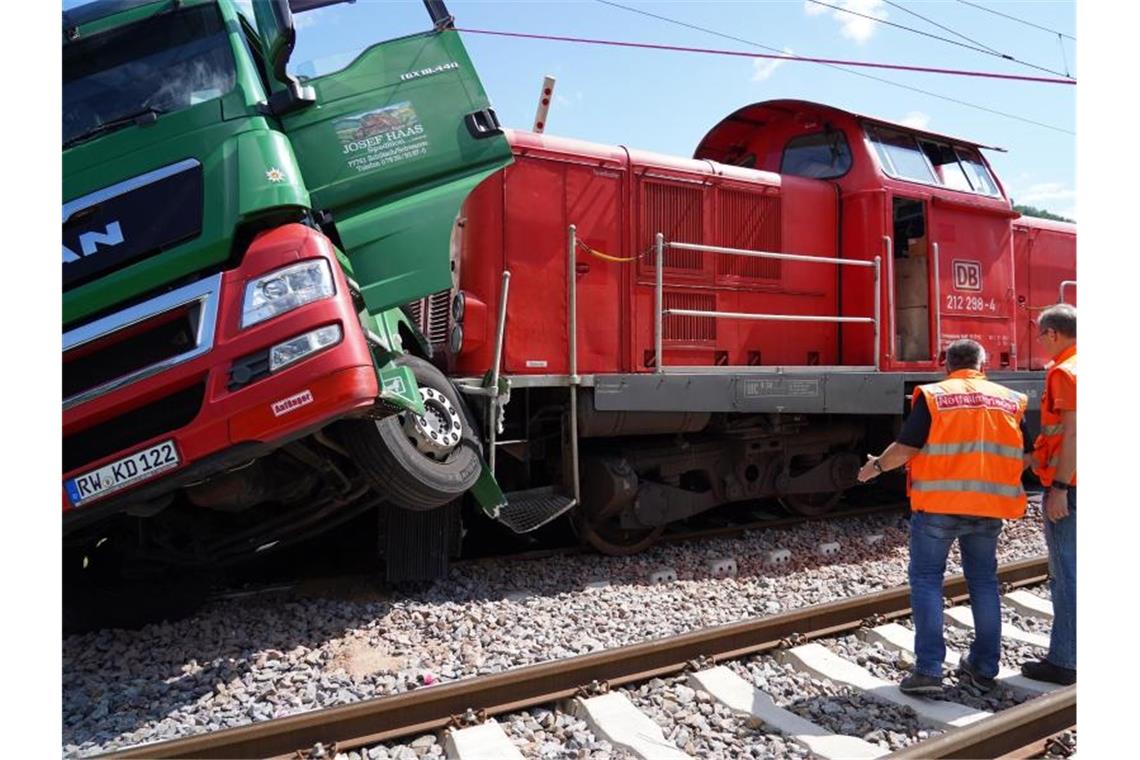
left=576, top=239, right=642, bottom=263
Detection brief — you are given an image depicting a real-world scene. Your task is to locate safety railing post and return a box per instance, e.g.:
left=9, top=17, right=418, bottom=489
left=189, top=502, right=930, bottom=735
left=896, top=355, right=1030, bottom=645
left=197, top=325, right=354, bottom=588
left=873, top=255, right=881, bottom=371
left=567, top=225, right=580, bottom=504
left=1058, top=279, right=1076, bottom=304
left=488, top=269, right=511, bottom=475
left=655, top=232, right=664, bottom=374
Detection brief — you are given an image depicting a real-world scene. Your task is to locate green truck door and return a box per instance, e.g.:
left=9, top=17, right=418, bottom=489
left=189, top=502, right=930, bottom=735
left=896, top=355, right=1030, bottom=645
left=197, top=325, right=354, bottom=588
left=281, top=28, right=512, bottom=313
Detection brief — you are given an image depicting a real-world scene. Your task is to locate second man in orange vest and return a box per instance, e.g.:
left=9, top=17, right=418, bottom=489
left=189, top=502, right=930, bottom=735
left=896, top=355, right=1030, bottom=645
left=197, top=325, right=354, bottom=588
left=858, top=338, right=1030, bottom=696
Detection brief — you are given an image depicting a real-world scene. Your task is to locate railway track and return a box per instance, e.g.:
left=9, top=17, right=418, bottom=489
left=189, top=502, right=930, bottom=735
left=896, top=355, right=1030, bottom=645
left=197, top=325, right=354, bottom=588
left=107, top=555, right=1072, bottom=760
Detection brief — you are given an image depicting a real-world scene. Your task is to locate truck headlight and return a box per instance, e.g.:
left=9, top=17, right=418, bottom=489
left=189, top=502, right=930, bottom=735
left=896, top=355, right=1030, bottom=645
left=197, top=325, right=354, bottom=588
left=269, top=324, right=343, bottom=372
left=241, top=259, right=335, bottom=328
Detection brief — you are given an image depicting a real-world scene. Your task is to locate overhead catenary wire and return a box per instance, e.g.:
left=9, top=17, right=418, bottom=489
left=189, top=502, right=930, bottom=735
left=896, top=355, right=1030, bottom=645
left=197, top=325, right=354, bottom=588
left=882, top=0, right=1001, bottom=55
left=956, top=0, right=1075, bottom=41
left=594, top=0, right=1074, bottom=136
left=804, top=0, right=1073, bottom=80
left=455, top=27, right=1075, bottom=86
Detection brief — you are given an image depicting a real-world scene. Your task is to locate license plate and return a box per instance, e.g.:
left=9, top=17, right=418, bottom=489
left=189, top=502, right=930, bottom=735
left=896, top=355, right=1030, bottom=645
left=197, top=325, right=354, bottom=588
left=65, top=440, right=180, bottom=507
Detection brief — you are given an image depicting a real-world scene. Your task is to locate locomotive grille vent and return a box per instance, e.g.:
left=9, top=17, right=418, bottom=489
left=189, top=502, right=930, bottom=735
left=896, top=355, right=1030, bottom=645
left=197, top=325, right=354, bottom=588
left=641, top=181, right=705, bottom=271
left=664, top=292, right=717, bottom=342
left=405, top=290, right=452, bottom=348
left=718, top=189, right=782, bottom=280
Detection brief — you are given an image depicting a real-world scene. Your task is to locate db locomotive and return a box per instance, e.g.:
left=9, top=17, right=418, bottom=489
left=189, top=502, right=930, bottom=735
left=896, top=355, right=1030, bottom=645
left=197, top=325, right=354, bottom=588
left=410, top=98, right=1076, bottom=555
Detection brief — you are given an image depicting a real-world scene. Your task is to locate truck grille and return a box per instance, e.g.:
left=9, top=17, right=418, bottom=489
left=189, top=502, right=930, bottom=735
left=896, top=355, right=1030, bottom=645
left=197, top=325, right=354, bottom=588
left=63, top=381, right=205, bottom=473
left=405, top=289, right=451, bottom=349
left=63, top=274, right=221, bottom=409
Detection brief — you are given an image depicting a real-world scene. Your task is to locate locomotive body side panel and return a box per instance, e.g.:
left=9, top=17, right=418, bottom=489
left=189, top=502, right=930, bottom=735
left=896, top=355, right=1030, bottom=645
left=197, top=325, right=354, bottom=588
left=1013, top=217, right=1077, bottom=369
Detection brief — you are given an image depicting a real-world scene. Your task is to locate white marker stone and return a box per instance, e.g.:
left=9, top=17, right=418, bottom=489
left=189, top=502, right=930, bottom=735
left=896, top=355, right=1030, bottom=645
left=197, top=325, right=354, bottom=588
left=648, top=567, right=677, bottom=585
left=706, top=558, right=738, bottom=578
left=766, top=549, right=793, bottom=566
left=817, top=541, right=841, bottom=558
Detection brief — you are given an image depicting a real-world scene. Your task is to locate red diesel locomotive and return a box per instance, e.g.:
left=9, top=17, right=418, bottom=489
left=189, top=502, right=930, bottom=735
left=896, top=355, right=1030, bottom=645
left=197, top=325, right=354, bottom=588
left=407, top=99, right=1076, bottom=554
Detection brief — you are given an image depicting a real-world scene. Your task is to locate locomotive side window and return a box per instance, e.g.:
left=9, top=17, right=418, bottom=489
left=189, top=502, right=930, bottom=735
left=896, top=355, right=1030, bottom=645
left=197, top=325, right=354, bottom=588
left=867, top=127, right=935, bottom=183
left=868, top=124, right=1002, bottom=197
left=955, top=147, right=1000, bottom=196
left=780, top=131, right=852, bottom=179
left=918, top=139, right=972, bottom=192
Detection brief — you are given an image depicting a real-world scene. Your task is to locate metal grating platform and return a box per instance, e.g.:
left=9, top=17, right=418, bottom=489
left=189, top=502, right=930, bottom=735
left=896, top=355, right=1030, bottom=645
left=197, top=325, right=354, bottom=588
left=498, top=487, right=576, bottom=534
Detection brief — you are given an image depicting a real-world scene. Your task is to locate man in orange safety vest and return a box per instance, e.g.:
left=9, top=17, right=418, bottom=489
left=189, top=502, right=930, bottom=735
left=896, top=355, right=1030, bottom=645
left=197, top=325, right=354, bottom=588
left=858, top=338, right=1030, bottom=697
left=1021, top=303, right=1076, bottom=685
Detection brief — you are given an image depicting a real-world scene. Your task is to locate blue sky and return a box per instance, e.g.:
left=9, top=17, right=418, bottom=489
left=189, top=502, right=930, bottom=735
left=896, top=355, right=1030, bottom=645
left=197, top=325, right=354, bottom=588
left=291, top=0, right=1077, bottom=219
left=64, top=0, right=1077, bottom=218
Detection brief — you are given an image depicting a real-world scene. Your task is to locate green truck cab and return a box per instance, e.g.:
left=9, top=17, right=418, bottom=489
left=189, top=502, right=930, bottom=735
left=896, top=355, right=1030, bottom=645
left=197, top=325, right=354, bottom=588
left=62, top=0, right=511, bottom=593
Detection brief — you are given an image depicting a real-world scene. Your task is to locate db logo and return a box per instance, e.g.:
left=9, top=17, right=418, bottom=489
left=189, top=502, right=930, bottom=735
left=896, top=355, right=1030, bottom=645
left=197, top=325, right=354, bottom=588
left=952, top=260, right=982, bottom=291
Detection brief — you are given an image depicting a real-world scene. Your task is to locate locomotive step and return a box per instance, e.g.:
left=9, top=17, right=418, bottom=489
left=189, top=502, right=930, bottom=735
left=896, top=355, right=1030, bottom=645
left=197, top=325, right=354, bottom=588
left=498, top=487, right=577, bottom=534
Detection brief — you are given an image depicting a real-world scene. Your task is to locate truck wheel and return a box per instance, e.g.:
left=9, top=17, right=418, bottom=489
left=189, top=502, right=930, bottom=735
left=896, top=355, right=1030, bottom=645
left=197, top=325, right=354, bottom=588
left=343, top=356, right=481, bottom=511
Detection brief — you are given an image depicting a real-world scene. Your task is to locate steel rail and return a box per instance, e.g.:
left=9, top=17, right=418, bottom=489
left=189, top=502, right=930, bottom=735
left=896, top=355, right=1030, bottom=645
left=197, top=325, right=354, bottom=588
left=109, top=556, right=1048, bottom=759
left=889, top=685, right=1076, bottom=759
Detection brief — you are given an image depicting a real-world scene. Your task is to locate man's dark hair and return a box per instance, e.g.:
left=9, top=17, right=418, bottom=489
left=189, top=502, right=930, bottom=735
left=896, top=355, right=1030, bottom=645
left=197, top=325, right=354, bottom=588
left=1038, top=304, right=1076, bottom=338
left=946, top=339, right=984, bottom=372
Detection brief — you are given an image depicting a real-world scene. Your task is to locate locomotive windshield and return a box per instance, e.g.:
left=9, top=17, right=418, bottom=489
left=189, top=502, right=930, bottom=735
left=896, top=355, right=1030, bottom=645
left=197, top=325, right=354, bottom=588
left=63, top=4, right=236, bottom=148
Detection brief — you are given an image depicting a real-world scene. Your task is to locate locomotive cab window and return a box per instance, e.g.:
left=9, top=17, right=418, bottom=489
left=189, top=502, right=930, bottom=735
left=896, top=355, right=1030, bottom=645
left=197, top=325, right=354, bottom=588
left=867, top=126, right=935, bottom=184
left=868, top=124, right=1002, bottom=197
left=918, top=139, right=972, bottom=192
left=955, top=147, right=1000, bottom=196
left=780, top=130, right=852, bottom=179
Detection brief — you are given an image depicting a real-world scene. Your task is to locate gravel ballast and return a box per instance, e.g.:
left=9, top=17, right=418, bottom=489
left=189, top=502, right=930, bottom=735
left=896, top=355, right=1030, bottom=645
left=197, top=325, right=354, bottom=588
left=63, top=505, right=1050, bottom=757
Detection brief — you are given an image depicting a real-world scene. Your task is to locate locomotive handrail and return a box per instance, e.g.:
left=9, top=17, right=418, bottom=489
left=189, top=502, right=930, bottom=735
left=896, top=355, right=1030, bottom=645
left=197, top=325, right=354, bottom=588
left=654, top=236, right=882, bottom=374
left=884, top=235, right=895, bottom=363
left=1058, top=279, right=1076, bottom=304
left=932, top=241, right=943, bottom=360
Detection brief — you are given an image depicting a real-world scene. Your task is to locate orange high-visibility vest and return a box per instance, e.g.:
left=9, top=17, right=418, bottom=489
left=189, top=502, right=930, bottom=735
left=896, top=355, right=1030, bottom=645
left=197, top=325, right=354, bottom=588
left=1032, top=345, right=1077, bottom=487
left=908, top=370, right=1028, bottom=519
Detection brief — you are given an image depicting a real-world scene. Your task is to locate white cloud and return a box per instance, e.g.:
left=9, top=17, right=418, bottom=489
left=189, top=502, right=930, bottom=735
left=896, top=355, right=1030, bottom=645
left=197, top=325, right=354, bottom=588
left=752, top=49, right=794, bottom=82
left=1008, top=180, right=1077, bottom=220
left=293, top=6, right=342, bottom=29
left=899, top=111, right=930, bottom=130
left=1018, top=182, right=1077, bottom=205
left=804, top=0, right=888, bottom=44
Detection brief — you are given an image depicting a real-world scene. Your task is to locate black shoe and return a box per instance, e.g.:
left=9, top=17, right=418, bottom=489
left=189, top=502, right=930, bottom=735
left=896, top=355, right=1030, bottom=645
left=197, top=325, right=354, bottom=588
left=1021, top=659, right=1076, bottom=685
left=899, top=672, right=943, bottom=696
left=957, top=657, right=997, bottom=694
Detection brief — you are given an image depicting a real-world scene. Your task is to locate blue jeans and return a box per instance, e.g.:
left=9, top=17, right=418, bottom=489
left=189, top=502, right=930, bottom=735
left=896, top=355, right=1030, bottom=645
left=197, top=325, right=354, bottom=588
left=1044, top=487, right=1077, bottom=669
left=909, top=511, right=1004, bottom=679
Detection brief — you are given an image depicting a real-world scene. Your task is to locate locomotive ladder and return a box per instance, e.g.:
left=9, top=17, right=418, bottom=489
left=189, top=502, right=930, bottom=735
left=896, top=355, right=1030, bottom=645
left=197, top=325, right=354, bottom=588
left=652, top=233, right=882, bottom=374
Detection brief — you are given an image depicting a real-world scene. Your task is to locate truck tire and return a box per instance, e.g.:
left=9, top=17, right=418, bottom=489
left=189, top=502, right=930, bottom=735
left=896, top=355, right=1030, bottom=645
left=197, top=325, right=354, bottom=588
left=342, top=356, right=481, bottom=511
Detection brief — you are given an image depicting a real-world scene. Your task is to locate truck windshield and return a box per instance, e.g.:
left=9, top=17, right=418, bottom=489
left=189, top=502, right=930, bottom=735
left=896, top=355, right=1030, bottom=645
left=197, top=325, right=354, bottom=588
left=63, top=4, right=236, bottom=147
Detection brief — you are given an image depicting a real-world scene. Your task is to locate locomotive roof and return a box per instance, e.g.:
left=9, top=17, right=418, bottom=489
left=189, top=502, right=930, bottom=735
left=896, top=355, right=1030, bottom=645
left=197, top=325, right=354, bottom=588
left=694, top=99, right=1006, bottom=162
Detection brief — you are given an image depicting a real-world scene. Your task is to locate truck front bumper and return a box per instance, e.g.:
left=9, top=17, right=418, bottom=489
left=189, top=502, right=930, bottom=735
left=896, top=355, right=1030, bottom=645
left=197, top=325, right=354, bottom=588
left=62, top=225, right=379, bottom=520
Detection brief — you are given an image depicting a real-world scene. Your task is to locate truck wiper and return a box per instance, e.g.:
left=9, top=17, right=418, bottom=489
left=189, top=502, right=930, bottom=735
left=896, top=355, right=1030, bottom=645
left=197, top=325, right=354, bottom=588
left=63, top=107, right=165, bottom=150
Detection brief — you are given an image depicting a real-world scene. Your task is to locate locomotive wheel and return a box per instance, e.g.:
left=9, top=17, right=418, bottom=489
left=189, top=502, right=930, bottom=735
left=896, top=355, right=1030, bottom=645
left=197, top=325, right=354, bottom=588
left=342, top=356, right=481, bottom=512
left=577, top=511, right=664, bottom=556
left=778, top=490, right=843, bottom=517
